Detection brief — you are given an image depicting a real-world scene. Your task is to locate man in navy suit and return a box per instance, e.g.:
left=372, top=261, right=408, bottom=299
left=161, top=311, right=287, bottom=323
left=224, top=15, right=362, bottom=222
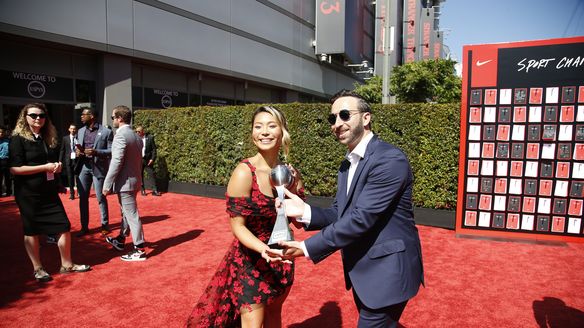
left=75, top=105, right=113, bottom=236
left=271, top=90, right=424, bottom=327
left=59, top=123, right=78, bottom=200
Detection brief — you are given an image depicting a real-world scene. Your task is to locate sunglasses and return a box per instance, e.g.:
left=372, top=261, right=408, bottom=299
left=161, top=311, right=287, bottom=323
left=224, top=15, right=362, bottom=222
left=27, top=113, right=46, bottom=120
left=327, top=109, right=360, bottom=125
left=111, top=116, right=117, bottom=120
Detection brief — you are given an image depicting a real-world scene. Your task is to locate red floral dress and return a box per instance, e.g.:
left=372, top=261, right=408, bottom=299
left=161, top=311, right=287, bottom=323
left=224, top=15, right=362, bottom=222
left=187, top=160, right=302, bottom=327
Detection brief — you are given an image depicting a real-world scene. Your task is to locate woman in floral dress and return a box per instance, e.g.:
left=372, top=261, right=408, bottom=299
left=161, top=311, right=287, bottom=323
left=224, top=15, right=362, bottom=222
left=187, top=106, right=304, bottom=327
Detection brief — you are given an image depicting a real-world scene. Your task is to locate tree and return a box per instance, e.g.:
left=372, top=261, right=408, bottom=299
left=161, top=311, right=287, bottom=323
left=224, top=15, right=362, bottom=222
left=389, top=59, right=461, bottom=103
left=353, top=75, right=382, bottom=104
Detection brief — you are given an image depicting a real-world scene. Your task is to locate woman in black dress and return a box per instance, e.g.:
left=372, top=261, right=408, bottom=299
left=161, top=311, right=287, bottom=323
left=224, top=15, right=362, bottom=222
left=187, top=106, right=304, bottom=327
left=9, top=103, right=90, bottom=282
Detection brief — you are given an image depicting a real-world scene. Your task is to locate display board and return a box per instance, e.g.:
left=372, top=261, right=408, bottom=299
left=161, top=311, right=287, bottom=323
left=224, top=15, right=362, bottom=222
left=456, top=36, right=584, bottom=242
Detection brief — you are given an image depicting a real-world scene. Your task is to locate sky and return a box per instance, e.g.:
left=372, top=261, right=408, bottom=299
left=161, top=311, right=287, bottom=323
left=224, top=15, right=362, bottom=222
left=439, top=0, right=584, bottom=71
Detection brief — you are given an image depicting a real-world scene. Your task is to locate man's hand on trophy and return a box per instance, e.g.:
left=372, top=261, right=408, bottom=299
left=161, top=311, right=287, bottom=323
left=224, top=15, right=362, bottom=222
left=275, top=240, right=305, bottom=260
left=275, top=188, right=306, bottom=218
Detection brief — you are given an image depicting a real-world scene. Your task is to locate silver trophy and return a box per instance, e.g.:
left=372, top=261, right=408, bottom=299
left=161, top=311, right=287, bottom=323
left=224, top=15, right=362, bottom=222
left=267, top=165, right=294, bottom=247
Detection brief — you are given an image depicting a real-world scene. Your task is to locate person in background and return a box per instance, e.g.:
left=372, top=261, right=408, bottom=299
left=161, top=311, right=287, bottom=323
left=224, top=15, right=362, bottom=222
left=103, top=105, right=147, bottom=261
left=0, top=126, right=12, bottom=197
left=59, top=123, right=78, bottom=200
left=9, top=103, right=90, bottom=282
left=269, top=90, right=424, bottom=328
left=134, top=125, right=161, bottom=196
left=187, top=106, right=304, bottom=327
left=76, top=105, right=113, bottom=236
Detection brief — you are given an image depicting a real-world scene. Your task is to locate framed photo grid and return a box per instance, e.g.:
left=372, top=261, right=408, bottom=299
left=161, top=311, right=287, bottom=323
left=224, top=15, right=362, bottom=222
left=456, top=37, right=584, bottom=242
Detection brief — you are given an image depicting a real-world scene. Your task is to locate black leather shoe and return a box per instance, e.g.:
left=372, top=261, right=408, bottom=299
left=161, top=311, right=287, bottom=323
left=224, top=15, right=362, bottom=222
left=152, top=191, right=161, bottom=196
left=141, top=190, right=147, bottom=196
left=75, top=229, right=89, bottom=237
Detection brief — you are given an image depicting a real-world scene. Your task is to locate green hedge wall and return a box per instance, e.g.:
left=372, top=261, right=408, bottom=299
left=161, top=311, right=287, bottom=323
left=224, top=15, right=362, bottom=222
left=134, top=103, right=460, bottom=209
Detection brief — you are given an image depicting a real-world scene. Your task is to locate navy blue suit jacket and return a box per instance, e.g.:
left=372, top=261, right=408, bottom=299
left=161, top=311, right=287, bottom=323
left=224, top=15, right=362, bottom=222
left=305, top=135, right=424, bottom=309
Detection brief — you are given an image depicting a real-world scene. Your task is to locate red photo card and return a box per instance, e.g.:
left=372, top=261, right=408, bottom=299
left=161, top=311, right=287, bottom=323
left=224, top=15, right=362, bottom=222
left=467, top=160, right=479, bottom=175
left=482, top=143, right=495, bottom=158
left=479, top=195, right=492, bottom=210
left=539, top=180, right=553, bottom=196
left=526, top=143, right=540, bottom=159
left=530, top=87, right=543, bottom=104
left=556, top=162, right=570, bottom=179
left=510, top=161, right=523, bottom=177
left=497, top=125, right=510, bottom=141
left=506, top=213, right=520, bottom=229
left=551, top=217, right=565, bottom=233
left=469, top=107, right=482, bottom=123
left=579, top=86, right=584, bottom=103
left=484, top=89, right=497, bottom=105
left=464, top=211, right=478, bottom=226
left=522, top=197, right=536, bottom=213
left=568, top=199, right=583, bottom=216
left=494, top=178, right=508, bottom=194
left=513, top=106, right=527, bottom=122
left=560, top=106, right=575, bottom=122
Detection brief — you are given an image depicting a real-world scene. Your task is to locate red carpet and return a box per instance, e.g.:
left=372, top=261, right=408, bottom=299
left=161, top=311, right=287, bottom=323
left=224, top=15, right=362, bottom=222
left=1, top=192, right=583, bottom=327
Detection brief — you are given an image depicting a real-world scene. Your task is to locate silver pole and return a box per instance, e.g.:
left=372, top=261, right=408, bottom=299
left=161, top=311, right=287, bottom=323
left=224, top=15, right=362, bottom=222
left=381, top=0, right=392, bottom=104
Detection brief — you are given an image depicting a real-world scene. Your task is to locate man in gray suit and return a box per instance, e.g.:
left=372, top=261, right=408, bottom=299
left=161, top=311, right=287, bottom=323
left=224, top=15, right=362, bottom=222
left=76, top=105, right=113, bottom=236
left=103, top=105, right=146, bottom=261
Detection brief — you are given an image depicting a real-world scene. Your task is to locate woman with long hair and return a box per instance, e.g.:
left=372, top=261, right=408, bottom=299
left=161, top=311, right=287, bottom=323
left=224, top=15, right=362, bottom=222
left=9, top=103, right=90, bottom=282
left=187, top=106, right=304, bottom=327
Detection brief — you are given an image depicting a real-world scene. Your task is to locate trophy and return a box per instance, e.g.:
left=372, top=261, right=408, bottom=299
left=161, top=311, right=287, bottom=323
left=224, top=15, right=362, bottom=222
left=267, top=164, right=294, bottom=248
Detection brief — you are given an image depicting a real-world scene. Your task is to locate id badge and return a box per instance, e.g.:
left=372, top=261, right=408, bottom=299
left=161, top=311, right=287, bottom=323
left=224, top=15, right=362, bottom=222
left=47, top=172, right=54, bottom=181
left=70, top=152, right=76, bottom=160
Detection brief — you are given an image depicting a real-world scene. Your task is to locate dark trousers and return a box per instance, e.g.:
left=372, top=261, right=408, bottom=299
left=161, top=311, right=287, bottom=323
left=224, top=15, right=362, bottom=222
left=0, top=158, right=11, bottom=195
left=141, top=159, right=157, bottom=192
left=353, top=290, right=408, bottom=328
left=64, top=162, right=76, bottom=195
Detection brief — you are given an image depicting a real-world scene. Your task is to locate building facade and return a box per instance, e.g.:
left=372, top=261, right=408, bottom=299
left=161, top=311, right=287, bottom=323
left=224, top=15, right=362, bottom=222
left=0, top=0, right=368, bottom=132
left=0, top=0, right=446, bottom=133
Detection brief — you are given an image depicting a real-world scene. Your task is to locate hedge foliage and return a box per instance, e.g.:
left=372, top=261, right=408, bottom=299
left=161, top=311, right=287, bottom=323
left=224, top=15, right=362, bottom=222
left=134, top=102, right=460, bottom=209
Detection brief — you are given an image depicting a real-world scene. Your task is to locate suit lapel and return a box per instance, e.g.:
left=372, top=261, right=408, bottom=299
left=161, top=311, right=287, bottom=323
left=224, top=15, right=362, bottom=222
left=337, top=159, right=350, bottom=210
left=341, top=136, right=379, bottom=214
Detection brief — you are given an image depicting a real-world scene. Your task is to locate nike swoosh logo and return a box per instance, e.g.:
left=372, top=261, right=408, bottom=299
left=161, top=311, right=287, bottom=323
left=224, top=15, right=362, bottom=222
left=476, top=59, right=493, bottom=66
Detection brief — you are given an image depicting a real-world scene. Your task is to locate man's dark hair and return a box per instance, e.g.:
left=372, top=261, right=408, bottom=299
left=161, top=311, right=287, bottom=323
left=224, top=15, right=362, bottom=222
left=113, top=105, right=132, bottom=123
left=81, top=107, right=98, bottom=117
left=330, top=89, right=371, bottom=113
